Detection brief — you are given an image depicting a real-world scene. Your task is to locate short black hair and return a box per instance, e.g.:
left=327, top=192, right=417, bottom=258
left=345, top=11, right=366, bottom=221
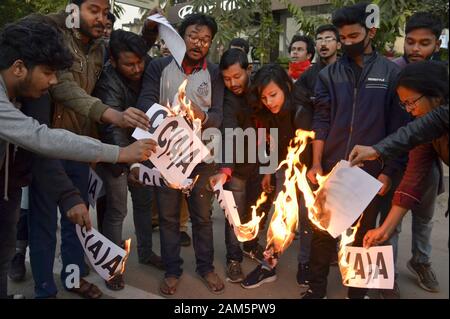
left=70, top=0, right=87, bottom=6
left=229, top=38, right=250, bottom=54
left=288, top=35, right=315, bottom=61
left=219, top=48, right=249, bottom=71
left=315, top=24, right=340, bottom=42
left=109, top=30, right=148, bottom=61
left=396, top=61, right=448, bottom=104
left=107, top=12, right=116, bottom=25
left=332, top=2, right=370, bottom=29
left=405, top=12, right=443, bottom=39
left=0, top=20, right=73, bottom=71
left=178, top=13, right=218, bottom=39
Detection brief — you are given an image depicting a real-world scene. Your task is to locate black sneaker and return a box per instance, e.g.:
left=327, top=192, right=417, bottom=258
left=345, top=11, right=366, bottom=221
left=296, top=263, right=310, bottom=287
left=226, top=260, right=245, bottom=283
left=243, top=243, right=265, bottom=263
left=241, top=265, right=277, bottom=289
left=180, top=231, right=191, bottom=247
left=407, top=259, right=440, bottom=292
left=8, top=252, right=26, bottom=282
left=379, top=281, right=400, bottom=299
left=301, top=289, right=326, bottom=299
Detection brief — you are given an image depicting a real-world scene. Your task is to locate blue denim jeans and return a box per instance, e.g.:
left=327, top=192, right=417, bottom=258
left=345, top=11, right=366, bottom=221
left=0, top=189, right=22, bottom=298
left=381, top=160, right=440, bottom=273
left=156, top=163, right=216, bottom=278
left=275, top=169, right=312, bottom=264
left=29, top=160, right=88, bottom=298
left=95, top=164, right=128, bottom=246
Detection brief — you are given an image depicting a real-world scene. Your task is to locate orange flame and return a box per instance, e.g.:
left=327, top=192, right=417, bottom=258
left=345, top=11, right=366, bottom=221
left=265, top=129, right=315, bottom=255
left=176, top=79, right=202, bottom=134
left=338, top=216, right=363, bottom=285
left=119, top=238, right=132, bottom=275
left=235, top=192, right=267, bottom=241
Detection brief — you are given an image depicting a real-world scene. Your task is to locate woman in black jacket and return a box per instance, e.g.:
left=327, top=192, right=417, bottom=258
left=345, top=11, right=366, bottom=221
left=241, top=63, right=315, bottom=289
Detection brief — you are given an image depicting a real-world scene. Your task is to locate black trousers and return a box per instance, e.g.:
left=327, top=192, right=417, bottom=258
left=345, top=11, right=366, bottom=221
left=308, top=195, right=381, bottom=299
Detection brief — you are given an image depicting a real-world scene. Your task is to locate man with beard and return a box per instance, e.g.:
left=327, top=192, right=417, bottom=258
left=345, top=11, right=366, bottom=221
left=17, top=0, right=156, bottom=299
left=296, top=24, right=341, bottom=98
left=0, top=20, right=155, bottom=299
left=137, top=13, right=225, bottom=296
left=303, top=2, right=409, bottom=299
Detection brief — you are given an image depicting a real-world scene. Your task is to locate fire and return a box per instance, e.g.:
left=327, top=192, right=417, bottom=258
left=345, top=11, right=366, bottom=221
left=235, top=192, right=268, bottom=241
left=119, top=238, right=132, bottom=275
left=176, top=79, right=202, bottom=134
left=338, top=216, right=362, bottom=285
left=265, top=129, right=315, bottom=256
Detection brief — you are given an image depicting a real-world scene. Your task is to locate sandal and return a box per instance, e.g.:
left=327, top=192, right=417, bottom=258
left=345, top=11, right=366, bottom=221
left=105, top=274, right=125, bottom=291
left=201, top=272, right=225, bottom=295
left=159, top=276, right=179, bottom=296
left=68, top=278, right=103, bottom=299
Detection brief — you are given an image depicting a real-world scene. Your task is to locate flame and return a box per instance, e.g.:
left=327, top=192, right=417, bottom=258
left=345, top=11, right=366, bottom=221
left=119, top=238, right=132, bottom=275
left=235, top=192, right=267, bottom=241
left=265, top=129, right=315, bottom=255
left=176, top=79, right=202, bottom=134
left=338, top=216, right=363, bottom=285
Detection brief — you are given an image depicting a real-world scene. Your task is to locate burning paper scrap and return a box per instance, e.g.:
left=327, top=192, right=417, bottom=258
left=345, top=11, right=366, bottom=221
left=76, top=225, right=131, bottom=281
left=310, top=160, right=382, bottom=238
left=339, top=245, right=394, bottom=289
left=213, top=183, right=265, bottom=242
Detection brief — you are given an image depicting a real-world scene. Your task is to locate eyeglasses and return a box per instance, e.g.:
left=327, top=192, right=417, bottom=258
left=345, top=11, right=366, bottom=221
left=399, top=94, right=424, bottom=110
left=315, top=37, right=337, bottom=45
left=186, top=33, right=211, bottom=48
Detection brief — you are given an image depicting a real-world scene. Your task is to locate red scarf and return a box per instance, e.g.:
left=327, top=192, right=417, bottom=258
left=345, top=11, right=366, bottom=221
left=288, top=60, right=311, bottom=81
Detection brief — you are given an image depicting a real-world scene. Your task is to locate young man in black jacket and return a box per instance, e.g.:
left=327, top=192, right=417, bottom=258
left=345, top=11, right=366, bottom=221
left=208, top=49, right=267, bottom=283
left=93, top=30, right=165, bottom=291
left=304, top=2, right=410, bottom=299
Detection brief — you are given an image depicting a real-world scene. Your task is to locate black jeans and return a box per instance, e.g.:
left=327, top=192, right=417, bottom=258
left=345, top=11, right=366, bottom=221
left=308, top=195, right=380, bottom=299
left=0, top=188, right=22, bottom=298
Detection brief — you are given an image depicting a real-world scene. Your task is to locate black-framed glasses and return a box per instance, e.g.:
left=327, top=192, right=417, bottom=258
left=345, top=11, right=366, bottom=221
left=399, top=94, right=424, bottom=110
left=186, top=33, right=211, bottom=48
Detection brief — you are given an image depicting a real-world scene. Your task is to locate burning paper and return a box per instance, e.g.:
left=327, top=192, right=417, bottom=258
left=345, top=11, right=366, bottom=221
left=76, top=225, right=131, bottom=281
left=88, top=168, right=103, bottom=208
left=139, top=164, right=193, bottom=188
left=213, top=183, right=265, bottom=242
left=149, top=115, right=209, bottom=188
left=311, top=160, right=382, bottom=238
left=339, top=245, right=394, bottom=289
left=147, top=13, right=186, bottom=67
left=132, top=103, right=171, bottom=141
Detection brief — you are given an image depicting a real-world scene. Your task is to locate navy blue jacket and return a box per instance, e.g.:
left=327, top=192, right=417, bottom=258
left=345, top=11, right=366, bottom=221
left=312, top=51, right=410, bottom=177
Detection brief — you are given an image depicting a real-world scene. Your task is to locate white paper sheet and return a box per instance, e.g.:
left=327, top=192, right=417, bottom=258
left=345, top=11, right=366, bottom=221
left=88, top=168, right=104, bottom=208
left=149, top=115, right=209, bottom=187
left=147, top=14, right=186, bottom=67
left=213, top=183, right=242, bottom=227
left=313, top=160, right=382, bottom=238
left=76, top=225, right=129, bottom=281
left=340, top=245, right=394, bottom=289
left=132, top=103, right=171, bottom=140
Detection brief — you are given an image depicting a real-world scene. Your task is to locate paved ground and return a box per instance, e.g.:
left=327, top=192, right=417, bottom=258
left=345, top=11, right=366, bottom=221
left=9, top=168, right=449, bottom=300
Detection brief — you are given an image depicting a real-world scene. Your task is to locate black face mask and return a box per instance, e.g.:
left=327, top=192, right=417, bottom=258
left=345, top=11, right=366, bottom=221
left=342, top=32, right=369, bottom=58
